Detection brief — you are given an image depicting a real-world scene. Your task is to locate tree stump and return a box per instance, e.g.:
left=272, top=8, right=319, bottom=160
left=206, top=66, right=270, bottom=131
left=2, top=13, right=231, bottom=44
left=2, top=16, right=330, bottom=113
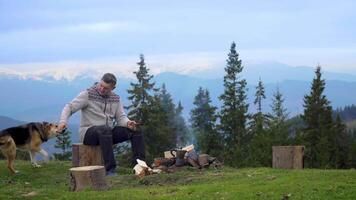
left=272, top=146, right=305, bottom=169
left=69, top=166, right=108, bottom=191
left=72, top=143, right=104, bottom=167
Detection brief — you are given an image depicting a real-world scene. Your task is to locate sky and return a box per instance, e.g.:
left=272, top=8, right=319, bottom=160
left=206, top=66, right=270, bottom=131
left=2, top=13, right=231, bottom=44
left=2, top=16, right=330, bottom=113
left=0, top=0, right=355, bottom=80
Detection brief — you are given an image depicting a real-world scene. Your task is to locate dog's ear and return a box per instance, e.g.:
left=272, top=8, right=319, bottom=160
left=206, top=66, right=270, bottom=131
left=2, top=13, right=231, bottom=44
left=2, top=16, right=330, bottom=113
left=42, top=121, right=48, bottom=126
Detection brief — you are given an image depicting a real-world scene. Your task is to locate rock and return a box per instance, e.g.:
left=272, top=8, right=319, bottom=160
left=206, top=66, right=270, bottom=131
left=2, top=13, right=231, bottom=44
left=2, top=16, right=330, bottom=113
left=22, top=191, right=38, bottom=197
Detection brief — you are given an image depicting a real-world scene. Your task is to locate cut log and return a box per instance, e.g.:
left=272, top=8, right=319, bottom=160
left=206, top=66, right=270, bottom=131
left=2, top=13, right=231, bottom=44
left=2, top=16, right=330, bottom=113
left=164, top=151, right=176, bottom=158
left=272, top=146, right=305, bottom=169
left=133, top=159, right=152, bottom=178
left=182, top=144, right=195, bottom=152
left=69, top=166, right=108, bottom=191
left=198, top=154, right=210, bottom=167
left=72, top=143, right=103, bottom=167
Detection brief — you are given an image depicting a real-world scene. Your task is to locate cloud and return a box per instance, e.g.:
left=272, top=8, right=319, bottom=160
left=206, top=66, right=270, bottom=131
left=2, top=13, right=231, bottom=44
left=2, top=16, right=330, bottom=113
left=0, top=52, right=225, bottom=81
left=1, top=48, right=356, bottom=82
left=241, top=47, right=356, bottom=73
left=0, top=20, right=140, bottom=36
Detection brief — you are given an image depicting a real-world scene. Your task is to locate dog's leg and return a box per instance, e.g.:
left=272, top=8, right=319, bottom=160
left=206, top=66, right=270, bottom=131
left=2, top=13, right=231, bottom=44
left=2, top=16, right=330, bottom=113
left=3, top=139, right=18, bottom=174
left=38, top=148, right=49, bottom=162
left=2, top=148, right=17, bottom=174
left=30, top=150, right=41, bottom=168
left=7, top=156, right=18, bottom=174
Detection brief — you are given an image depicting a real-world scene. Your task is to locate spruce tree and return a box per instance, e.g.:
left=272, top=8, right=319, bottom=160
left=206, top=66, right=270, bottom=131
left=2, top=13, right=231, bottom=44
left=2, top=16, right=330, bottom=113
left=126, top=54, right=158, bottom=161
left=126, top=54, right=157, bottom=124
left=252, top=77, right=266, bottom=134
left=330, top=114, right=351, bottom=168
left=351, top=128, right=356, bottom=168
left=144, top=92, right=175, bottom=159
left=302, top=65, right=334, bottom=168
left=54, top=129, right=72, bottom=160
left=254, top=87, right=291, bottom=166
left=174, top=101, right=190, bottom=147
left=158, top=83, right=177, bottom=146
left=159, top=83, right=176, bottom=121
left=218, top=42, right=249, bottom=166
left=249, top=78, right=269, bottom=166
left=191, top=87, right=222, bottom=156
left=268, top=87, right=290, bottom=145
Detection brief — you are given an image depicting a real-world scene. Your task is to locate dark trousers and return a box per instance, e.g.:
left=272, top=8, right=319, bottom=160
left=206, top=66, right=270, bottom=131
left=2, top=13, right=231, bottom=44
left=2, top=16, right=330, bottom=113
left=83, top=125, right=145, bottom=171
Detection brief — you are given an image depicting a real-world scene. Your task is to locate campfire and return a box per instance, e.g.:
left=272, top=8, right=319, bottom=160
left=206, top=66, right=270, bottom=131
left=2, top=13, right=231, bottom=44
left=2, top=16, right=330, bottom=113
left=133, top=144, right=222, bottom=178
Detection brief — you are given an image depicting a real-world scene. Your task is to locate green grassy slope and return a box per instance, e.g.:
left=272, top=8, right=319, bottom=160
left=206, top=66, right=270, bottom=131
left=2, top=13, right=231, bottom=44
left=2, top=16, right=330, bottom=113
left=0, top=160, right=355, bottom=200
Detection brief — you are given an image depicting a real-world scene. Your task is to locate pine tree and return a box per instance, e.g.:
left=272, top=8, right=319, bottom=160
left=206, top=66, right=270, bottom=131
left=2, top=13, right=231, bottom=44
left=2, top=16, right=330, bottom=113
left=262, top=87, right=291, bottom=166
left=351, top=128, right=356, bottom=168
left=333, top=104, right=356, bottom=122
left=159, top=84, right=176, bottom=122
left=126, top=54, right=159, bottom=161
left=249, top=78, right=269, bottom=166
left=54, top=129, right=72, bottom=160
left=174, top=101, right=190, bottom=147
left=191, top=87, right=222, bottom=156
left=158, top=83, right=177, bottom=146
left=144, top=92, right=175, bottom=160
left=301, top=65, right=334, bottom=168
left=126, top=54, right=157, bottom=124
left=268, top=87, right=290, bottom=144
left=330, top=114, right=351, bottom=168
left=218, top=42, right=249, bottom=166
left=252, top=77, right=267, bottom=134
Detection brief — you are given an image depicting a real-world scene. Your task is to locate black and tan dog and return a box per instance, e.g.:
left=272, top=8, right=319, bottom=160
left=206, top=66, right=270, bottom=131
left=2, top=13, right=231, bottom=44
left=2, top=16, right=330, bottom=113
left=0, top=122, right=61, bottom=174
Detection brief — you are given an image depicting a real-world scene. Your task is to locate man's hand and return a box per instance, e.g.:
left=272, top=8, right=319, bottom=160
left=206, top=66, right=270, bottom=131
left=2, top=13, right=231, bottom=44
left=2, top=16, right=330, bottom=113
left=58, top=122, right=67, bottom=133
left=127, top=120, right=138, bottom=131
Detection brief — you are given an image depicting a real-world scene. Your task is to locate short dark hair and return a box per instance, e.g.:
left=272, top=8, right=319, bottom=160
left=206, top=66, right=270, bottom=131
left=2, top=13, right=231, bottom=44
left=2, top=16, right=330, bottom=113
left=101, top=73, right=117, bottom=86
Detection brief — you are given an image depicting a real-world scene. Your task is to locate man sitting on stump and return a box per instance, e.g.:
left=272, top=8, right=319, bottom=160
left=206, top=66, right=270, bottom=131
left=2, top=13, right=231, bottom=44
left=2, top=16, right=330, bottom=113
left=58, top=73, right=145, bottom=176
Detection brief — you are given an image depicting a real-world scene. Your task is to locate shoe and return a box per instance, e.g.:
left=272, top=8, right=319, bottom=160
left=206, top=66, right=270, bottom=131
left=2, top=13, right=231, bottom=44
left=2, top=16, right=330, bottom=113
left=105, top=168, right=117, bottom=177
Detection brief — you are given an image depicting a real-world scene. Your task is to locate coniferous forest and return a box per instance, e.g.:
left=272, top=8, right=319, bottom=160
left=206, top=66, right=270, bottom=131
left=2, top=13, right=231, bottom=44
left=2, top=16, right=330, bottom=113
left=118, top=42, right=356, bottom=169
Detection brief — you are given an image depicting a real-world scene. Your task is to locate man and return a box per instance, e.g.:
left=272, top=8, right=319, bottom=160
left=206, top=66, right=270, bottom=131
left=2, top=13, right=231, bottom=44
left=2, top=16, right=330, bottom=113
left=58, top=73, right=145, bottom=176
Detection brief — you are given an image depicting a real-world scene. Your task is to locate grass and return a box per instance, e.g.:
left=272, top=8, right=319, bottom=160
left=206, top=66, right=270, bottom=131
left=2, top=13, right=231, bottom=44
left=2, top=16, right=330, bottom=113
left=0, top=160, right=355, bottom=199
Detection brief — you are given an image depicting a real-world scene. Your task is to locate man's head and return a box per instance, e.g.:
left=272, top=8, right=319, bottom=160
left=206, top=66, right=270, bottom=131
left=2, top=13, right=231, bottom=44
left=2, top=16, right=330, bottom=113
left=98, top=73, right=117, bottom=96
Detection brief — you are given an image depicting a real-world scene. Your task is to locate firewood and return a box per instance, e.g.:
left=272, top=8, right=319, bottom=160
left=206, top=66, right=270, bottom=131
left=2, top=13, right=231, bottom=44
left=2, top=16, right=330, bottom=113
left=182, top=144, right=195, bottom=152
left=198, top=154, right=210, bottom=167
left=164, top=151, right=176, bottom=158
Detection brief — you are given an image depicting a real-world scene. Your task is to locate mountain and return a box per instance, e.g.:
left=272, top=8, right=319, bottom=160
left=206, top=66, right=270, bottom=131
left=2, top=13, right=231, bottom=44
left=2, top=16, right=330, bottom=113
left=0, top=116, right=25, bottom=130
left=0, top=64, right=355, bottom=123
left=154, top=73, right=356, bottom=117
left=189, top=62, right=356, bottom=83
left=2, top=65, right=356, bottom=153
left=334, top=105, right=356, bottom=122
left=0, top=75, right=132, bottom=124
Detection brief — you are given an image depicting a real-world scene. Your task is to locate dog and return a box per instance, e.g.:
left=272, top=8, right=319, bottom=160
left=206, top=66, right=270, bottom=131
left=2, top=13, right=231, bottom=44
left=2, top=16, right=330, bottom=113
left=0, top=122, right=61, bottom=174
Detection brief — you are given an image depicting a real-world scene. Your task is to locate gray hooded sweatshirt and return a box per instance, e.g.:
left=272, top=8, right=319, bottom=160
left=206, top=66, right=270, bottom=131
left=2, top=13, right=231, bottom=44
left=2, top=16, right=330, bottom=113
left=59, top=84, right=129, bottom=142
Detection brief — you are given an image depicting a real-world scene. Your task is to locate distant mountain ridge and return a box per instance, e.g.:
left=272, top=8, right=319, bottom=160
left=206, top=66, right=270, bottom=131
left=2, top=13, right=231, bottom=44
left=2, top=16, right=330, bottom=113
left=1, top=62, right=356, bottom=84
left=1, top=74, right=355, bottom=123
left=0, top=63, right=355, bottom=123
left=0, top=116, right=25, bottom=130
left=191, top=62, right=356, bottom=83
